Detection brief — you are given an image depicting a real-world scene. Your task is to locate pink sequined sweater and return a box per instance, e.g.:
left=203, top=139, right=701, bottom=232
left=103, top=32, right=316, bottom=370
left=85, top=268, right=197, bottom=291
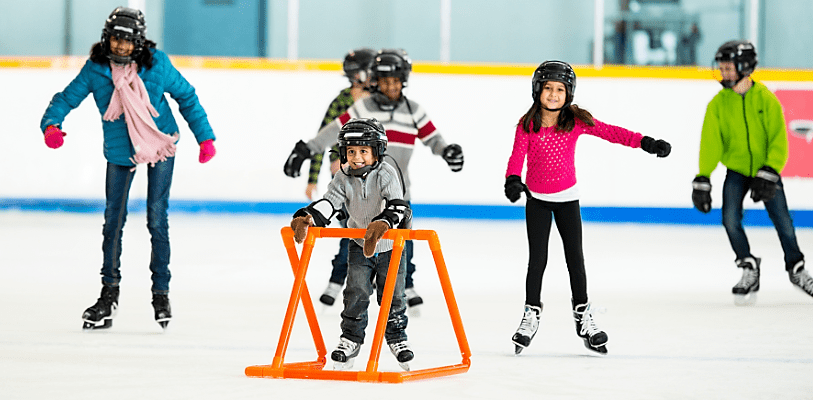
left=505, top=118, right=643, bottom=194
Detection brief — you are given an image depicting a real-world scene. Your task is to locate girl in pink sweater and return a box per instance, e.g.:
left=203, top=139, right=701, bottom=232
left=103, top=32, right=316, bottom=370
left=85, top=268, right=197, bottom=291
left=505, top=61, right=671, bottom=355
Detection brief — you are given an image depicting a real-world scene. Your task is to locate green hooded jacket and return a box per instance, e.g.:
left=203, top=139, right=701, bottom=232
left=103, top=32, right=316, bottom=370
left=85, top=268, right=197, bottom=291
left=698, top=81, right=788, bottom=178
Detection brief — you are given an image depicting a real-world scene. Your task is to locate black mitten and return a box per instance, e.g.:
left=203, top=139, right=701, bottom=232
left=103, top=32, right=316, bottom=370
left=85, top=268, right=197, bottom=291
left=283, top=140, right=312, bottom=178
left=750, top=166, right=780, bottom=203
left=640, top=136, right=672, bottom=158
left=504, top=175, right=529, bottom=203
left=442, top=144, right=464, bottom=172
left=692, top=176, right=712, bottom=213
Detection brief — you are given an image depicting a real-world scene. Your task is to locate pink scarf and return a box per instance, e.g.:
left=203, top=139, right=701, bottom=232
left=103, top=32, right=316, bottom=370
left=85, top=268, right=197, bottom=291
left=103, top=62, right=178, bottom=167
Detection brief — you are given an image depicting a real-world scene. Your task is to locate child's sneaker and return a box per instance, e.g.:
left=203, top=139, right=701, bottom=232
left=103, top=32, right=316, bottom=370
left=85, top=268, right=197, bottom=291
left=388, top=340, right=414, bottom=371
left=319, top=282, right=343, bottom=306
left=331, top=337, right=361, bottom=370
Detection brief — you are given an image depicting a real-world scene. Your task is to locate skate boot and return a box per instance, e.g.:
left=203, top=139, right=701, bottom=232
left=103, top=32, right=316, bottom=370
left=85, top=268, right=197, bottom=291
left=733, top=257, right=760, bottom=306
left=572, top=301, right=608, bottom=354
left=319, top=282, right=342, bottom=306
left=82, top=286, right=119, bottom=330
left=388, top=341, right=414, bottom=371
left=405, top=287, right=423, bottom=317
left=331, top=337, right=361, bottom=370
left=789, top=260, right=813, bottom=298
left=152, top=294, right=172, bottom=330
left=511, top=304, right=542, bottom=355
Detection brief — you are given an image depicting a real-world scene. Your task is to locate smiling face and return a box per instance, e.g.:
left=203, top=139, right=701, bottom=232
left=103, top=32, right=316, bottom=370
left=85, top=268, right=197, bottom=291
left=346, top=145, right=377, bottom=169
left=377, top=77, right=403, bottom=102
left=539, top=81, right=567, bottom=110
left=109, top=36, right=134, bottom=57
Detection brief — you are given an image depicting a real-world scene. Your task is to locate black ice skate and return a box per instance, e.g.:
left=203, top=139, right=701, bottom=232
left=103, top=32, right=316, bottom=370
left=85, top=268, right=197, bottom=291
left=511, top=304, right=542, bottom=355
left=388, top=341, right=414, bottom=371
left=572, top=301, right=608, bottom=354
left=733, top=257, right=760, bottom=306
left=331, top=337, right=361, bottom=370
left=82, top=286, right=119, bottom=330
left=319, top=282, right=342, bottom=306
left=789, top=260, right=813, bottom=298
left=405, top=287, right=423, bottom=317
left=152, top=294, right=172, bottom=330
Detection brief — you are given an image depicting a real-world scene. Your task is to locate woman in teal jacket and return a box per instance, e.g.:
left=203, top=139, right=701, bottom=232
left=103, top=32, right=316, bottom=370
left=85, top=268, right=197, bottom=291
left=39, top=7, right=217, bottom=331
left=692, top=40, right=812, bottom=305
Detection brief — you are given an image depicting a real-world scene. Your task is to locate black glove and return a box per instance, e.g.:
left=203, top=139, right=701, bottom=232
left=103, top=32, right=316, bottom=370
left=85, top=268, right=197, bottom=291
left=504, top=175, right=529, bottom=203
left=692, top=176, right=712, bottom=213
left=750, top=166, right=780, bottom=203
left=640, top=136, right=672, bottom=158
left=442, top=144, right=464, bottom=172
left=283, top=140, right=312, bottom=178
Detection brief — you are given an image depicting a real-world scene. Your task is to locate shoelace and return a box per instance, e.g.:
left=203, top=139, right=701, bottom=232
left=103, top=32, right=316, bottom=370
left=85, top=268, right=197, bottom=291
left=792, top=270, right=813, bottom=293
left=735, top=268, right=758, bottom=289
left=389, top=341, right=410, bottom=354
left=517, top=308, right=539, bottom=335
left=578, top=307, right=601, bottom=337
left=337, top=338, right=358, bottom=354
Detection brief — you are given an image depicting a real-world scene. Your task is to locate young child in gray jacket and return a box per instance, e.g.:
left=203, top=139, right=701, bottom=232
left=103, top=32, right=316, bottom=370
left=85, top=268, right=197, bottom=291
left=290, top=118, right=414, bottom=371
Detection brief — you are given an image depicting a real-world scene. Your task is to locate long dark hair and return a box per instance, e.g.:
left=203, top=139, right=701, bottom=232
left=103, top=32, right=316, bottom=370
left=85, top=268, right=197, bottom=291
left=89, top=39, right=157, bottom=69
left=519, top=100, right=595, bottom=133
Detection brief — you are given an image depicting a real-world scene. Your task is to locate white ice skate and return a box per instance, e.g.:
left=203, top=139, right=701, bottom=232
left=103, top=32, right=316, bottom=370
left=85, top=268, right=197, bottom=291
left=388, top=341, right=414, bottom=371
left=573, top=302, right=608, bottom=355
left=405, top=287, right=422, bottom=317
left=733, top=257, right=760, bottom=306
left=511, top=304, right=542, bottom=355
left=331, top=337, right=360, bottom=370
left=789, top=260, right=813, bottom=298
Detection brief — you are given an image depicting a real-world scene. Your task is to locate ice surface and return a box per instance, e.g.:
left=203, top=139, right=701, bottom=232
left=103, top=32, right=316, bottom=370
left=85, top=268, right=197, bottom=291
left=1, top=211, right=812, bottom=399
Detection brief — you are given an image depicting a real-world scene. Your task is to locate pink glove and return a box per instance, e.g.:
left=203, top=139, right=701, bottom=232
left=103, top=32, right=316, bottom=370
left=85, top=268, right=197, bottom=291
left=44, top=125, right=66, bottom=149
left=199, top=139, right=216, bottom=163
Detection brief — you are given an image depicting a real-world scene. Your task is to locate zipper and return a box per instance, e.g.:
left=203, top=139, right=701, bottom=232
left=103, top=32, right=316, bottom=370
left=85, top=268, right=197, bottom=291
left=741, top=94, right=753, bottom=176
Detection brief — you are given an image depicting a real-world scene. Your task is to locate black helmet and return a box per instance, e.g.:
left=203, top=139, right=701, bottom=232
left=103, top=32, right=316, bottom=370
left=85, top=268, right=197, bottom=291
left=337, top=118, right=388, bottom=165
left=372, top=48, right=412, bottom=85
left=102, top=7, right=147, bottom=65
left=343, top=48, right=376, bottom=84
left=531, top=60, right=576, bottom=109
left=714, top=40, right=757, bottom=88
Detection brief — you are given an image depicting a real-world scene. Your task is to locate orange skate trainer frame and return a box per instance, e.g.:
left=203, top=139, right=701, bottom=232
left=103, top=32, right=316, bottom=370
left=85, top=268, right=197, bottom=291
left=245, top=227, right=471, bottom=383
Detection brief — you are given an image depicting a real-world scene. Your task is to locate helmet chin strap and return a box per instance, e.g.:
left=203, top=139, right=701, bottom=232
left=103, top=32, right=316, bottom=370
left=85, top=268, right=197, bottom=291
left=343, top=161, right=380, bottom=177
left=541, top=105, right=566, bottom=112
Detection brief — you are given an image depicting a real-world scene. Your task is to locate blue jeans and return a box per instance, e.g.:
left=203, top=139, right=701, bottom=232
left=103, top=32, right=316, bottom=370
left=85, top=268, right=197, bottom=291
left=722, top=169, right=804, bottom=270
left=101, top=159, right=174, bottom=294
left=329, top=206, right=416, bottom=289
left=340, top=241, right=408, bottom=345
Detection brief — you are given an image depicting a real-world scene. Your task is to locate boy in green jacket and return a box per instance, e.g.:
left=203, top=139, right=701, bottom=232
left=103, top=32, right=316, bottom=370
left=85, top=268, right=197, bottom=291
left=692, top=40, right=813, bottom=305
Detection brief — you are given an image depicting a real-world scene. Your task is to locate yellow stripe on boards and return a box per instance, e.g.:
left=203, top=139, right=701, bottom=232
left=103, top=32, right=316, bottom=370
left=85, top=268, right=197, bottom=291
left=2, top=56, right=811, bottom=81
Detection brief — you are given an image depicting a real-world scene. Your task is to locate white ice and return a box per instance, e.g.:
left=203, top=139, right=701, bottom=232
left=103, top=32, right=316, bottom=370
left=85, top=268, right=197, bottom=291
left=1, top=210, right=811, bottom=399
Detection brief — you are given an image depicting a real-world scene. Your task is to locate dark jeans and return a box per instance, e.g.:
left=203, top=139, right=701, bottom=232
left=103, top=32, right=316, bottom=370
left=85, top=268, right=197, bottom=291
left=722, top=169, right=804, bottom=270
left=525, top=197, right=588, bottom=307
left=329, top=204, right=416, bottom=289
left=101, top=158, right=174, bottom=294
left=340, top=241, right=408, bottom=345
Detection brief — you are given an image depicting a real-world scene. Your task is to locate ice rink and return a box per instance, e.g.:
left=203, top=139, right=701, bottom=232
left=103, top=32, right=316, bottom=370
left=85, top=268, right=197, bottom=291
left=1, top=210, right=811, bottom=399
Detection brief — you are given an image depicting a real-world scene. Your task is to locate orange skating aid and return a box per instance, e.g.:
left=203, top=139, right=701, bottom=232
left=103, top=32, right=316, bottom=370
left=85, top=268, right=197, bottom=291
left=245, top=227, right=471, bottom=383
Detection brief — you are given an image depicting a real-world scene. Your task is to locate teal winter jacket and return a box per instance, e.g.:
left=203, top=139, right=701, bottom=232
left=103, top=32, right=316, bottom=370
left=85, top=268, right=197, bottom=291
left=40, top=48, right=215, bottom=167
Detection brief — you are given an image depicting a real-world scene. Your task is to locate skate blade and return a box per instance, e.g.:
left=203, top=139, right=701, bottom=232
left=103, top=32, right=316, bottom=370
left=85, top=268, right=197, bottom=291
left=513, top=345, right=525, bottom=355
left=734, top=292, right=757, bottom=306
left=332, top=358, right=355, bottom=371
left=407, top=305, right=421, bottom=318
left=82, top=318, right=113, bottom=331
left=398, top=361, right=410, bottom=371
left=157, top=320, right=170, bottom=330
left=583, top=340, right=608, bottom=355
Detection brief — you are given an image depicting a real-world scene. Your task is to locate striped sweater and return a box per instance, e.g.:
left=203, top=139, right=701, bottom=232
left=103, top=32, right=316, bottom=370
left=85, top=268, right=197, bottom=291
left=307, top=96, right=449, bottom=201
left=307, top=87, right=354, bottom=184
left=323, top=161, right=405, bottom=253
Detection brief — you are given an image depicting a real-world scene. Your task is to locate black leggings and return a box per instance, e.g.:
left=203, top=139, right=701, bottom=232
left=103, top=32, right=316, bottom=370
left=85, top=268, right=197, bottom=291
left=524, top=197, right=588, bottom=307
